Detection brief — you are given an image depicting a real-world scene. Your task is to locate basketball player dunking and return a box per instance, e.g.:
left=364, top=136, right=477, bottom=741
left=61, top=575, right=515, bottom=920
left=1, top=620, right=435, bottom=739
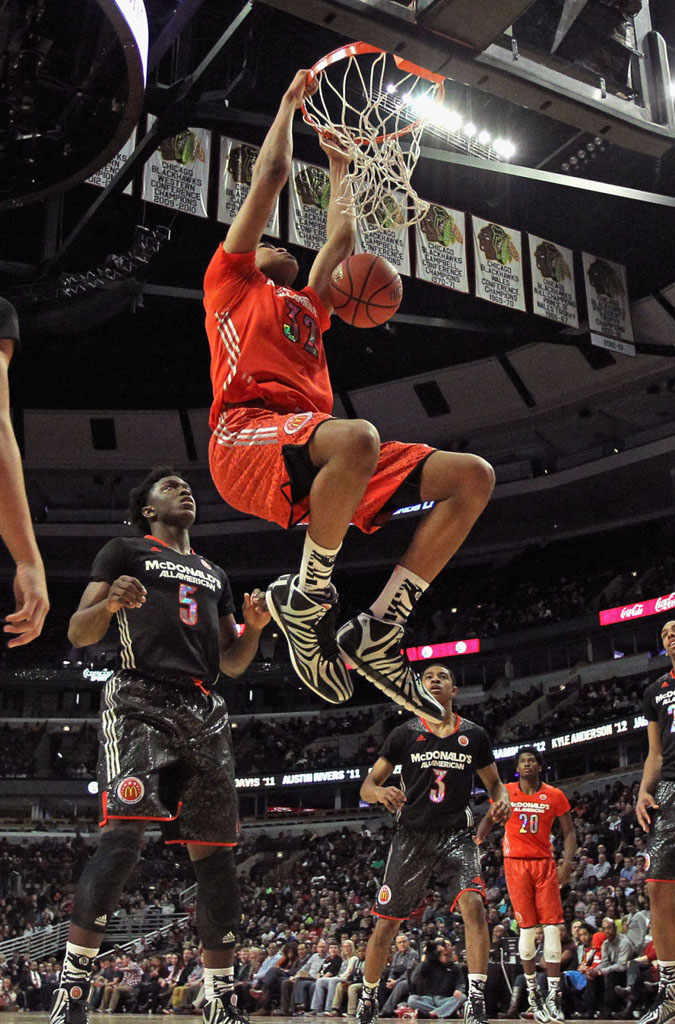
left=204, top=69, right=495, bottom=721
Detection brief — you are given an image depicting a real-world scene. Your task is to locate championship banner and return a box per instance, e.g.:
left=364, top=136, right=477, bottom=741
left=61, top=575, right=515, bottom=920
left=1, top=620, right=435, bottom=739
left=414, top=204, right=468, bottom=293
left=472, top=217, right=526, bottom=311
left=355, top=191, right=411, bottom=276
left=582, top=252, right=633, bottom=342
left=288, top=159, right=329, bottom=250
left=142, top=116, right=210, bottom=218
left=528, top=234, right=578, bottom=327
left=86, top=130, right=136, bottom=194
left=217, top=137, right=280, bottom=237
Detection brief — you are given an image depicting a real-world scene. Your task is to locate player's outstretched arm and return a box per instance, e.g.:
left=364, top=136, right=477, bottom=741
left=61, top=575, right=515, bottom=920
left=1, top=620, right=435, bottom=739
left=0, top=337, right=49, bottom=647
left=218, top=589, right=271, bottom=677
left=308, top=135, right=356, bottom=312
left=477, top=763, right=511, bottom=824
left=636, top=721, right=662, bottom=832
left=360, top=756, right=405, bottom=813
left=224, top=70, right=317, bottom=255
left=68, top=577, right=146, bottom=647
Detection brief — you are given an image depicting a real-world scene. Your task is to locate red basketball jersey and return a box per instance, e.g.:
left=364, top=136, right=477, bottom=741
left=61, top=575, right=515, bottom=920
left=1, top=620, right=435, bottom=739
left=203, top=246, right=333, bottom=429
left=503, top=781, right=570, bottom=859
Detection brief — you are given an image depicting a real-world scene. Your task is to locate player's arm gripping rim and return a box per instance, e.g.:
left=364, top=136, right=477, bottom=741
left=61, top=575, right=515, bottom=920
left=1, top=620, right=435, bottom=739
left=218, top=589, right=271, bottom=678
left=636, top=719, right=662, bottom=831
left=223, top=69, right=318, bottom=255
left=360, top=756, right=407, bottom=814
left=307, top=134, right=356, bottom=314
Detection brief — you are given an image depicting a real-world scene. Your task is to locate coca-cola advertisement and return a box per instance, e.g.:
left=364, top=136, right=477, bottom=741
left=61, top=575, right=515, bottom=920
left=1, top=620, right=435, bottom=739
left=599, top=592, right=675, bottom=626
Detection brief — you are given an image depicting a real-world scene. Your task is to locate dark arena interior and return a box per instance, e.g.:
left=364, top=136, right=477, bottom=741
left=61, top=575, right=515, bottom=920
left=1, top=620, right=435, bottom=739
left=0, top=1, right=675, bottom=1022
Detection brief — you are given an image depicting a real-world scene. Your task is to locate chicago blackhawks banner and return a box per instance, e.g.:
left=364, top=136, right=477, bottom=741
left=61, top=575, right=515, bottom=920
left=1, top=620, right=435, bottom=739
left=472, top=217, right=526, bottom=312
left=582, top=252, right=633, bottom=342
left=142, top=116, right=210, bottom=218
left=528, top=234, right=579, bottom=327
left=355, top=191, right=411, bottom=276
left=87, top=130, right=136, bottom=194
left=217, top=137, right=280, bottom=237
left=414, top=204, right=468, bottom=293
left=288, top=159, right=329, bottom=251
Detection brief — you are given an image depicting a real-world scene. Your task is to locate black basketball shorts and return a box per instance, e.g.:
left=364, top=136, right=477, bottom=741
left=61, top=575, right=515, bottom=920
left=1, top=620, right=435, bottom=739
left=373, top=824, right=486, bottom=920
left=97, top=669, right=238, bottom=845
left=646, top=779, right=675, bottom=882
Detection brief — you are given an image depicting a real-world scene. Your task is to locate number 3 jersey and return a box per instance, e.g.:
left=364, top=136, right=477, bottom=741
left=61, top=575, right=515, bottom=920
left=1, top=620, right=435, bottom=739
left=203, top=246, right=333, bottom=428
left=379, top=715, right=494, bottom=831
left=503, top=781, right=570, bottom=859
left=90, top=535, right=234, bottom=685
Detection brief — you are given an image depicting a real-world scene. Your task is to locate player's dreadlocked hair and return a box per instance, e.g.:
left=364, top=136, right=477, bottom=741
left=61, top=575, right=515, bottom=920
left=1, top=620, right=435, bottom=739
left=128, top=466, right=182, bottom=534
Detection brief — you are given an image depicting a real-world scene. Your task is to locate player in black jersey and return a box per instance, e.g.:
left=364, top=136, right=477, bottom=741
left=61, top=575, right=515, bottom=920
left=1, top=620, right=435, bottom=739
left=49, top=468, right=270, bottom=1024
left=355, top=663, right=510, bottom=1024
left=636, top=620, right=675, bottom=1024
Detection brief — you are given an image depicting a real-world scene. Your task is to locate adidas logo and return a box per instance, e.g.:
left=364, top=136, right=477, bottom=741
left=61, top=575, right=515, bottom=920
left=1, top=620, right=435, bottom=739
left=95, top=914, right=107, bottom=926
left=416, top=734, right=426, bottom=742
left=662, top=680, right=670, bottom=687
left=221, top=931, right=235, bottom=944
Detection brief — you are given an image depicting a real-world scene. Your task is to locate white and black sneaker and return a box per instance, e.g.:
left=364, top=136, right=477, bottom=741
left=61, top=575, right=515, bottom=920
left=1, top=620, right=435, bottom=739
left=464, top=991, right=490, bottom=1024
left=520, top=987, right=550, bottom=1024
left=544, top=990, right=563, bottom=1022
left=266, top=574, right=353, bottom=704
left=355, top=994, right=378, bottom=1024
left=203, top=995, right=250, bottom=1024
left=336, top=613, right=444, bottom=722
left=50, top=982, right=91, bottom=1024
left=641, top=993, right=675, bottom=1024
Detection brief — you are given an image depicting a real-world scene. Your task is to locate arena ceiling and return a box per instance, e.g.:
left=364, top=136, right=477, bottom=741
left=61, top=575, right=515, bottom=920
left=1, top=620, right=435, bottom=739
left=0, top=0, right=674, bottom=565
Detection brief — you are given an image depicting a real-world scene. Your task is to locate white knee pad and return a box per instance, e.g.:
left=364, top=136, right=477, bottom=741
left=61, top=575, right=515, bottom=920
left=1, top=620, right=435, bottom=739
left=543, top=924, right=562, bottom=963
left=518, top=927, right=537, bottom=961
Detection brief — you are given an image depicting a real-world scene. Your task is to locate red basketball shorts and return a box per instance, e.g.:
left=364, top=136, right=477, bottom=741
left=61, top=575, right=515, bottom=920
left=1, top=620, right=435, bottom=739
left=504, top=857, right=563, bottom=929
left=209, top=406, right=434, bottom=533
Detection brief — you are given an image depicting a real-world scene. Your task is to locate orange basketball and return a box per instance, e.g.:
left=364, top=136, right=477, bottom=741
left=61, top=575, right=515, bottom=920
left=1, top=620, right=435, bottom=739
left=328, top=253, right=402, bottom=328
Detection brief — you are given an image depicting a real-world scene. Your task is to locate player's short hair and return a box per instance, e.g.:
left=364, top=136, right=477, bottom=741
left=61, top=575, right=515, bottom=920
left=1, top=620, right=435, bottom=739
left=515, top=746, right=543, bottom=768
left=128, top=466, right=182, bottom=533
left=421, top=662, right=456, bottom=684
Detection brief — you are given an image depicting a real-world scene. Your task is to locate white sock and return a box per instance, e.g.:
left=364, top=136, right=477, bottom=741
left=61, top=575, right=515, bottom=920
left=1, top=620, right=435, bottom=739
left=468, top=974, right=487, bottom=998
left=369, top=564, right=429, bottom=624
left=525, top=974, right=537, bottom=993
left=548, top=977, right=560, bottom=993
left=204, top=966, right=234, bottom=1002
left=299, top=535, right=341, bottom=595
left=62, top=943, right=100, bottom=985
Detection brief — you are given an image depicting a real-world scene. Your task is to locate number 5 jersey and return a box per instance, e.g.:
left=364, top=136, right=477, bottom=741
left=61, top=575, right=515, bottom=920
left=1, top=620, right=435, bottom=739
left=90, top=535, right=234, bottom=685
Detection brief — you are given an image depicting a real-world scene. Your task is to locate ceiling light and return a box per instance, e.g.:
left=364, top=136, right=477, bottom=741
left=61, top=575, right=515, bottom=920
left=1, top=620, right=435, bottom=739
left=493, top=139, right=516, bottom=159
left=386, top=83, right=397, bottom=94
left=463, top=122, right=477, bottom=137
left=478, top=130, right=491, bottom=145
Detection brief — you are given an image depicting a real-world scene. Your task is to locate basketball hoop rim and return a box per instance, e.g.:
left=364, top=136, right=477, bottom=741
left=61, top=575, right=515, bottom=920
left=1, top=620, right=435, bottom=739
left=302, top=40, right=445, bottom=146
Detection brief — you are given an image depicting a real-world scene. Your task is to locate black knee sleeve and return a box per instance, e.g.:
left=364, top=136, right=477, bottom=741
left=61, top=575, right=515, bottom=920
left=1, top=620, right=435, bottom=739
left=193, top=847, right=241, bottom=950
left=71, top=826, right=142, bottom=933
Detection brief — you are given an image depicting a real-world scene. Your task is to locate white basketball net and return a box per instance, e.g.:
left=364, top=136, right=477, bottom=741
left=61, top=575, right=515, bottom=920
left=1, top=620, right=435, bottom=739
left=302, top=48, right=444, bottom=234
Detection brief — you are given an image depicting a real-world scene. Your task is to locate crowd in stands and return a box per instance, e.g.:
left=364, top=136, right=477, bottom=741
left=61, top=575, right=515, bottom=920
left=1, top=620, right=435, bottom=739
left=0, top=773, right=661, bottom=1018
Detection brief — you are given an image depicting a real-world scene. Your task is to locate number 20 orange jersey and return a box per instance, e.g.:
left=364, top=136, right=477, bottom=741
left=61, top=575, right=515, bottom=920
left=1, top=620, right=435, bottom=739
left=503, top=781, right=570, bottom=859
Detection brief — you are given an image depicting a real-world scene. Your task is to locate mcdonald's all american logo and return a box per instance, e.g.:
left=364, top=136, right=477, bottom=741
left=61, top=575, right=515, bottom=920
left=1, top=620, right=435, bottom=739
left=117, top=776, right=145, bottom=804
left=284, top=411, right=313, bottom=434
left=70, top=986, right=84, bottom=1001
left=378, top=884, right=392, bottom=905
left=458, top=735, right=469, bottom=747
